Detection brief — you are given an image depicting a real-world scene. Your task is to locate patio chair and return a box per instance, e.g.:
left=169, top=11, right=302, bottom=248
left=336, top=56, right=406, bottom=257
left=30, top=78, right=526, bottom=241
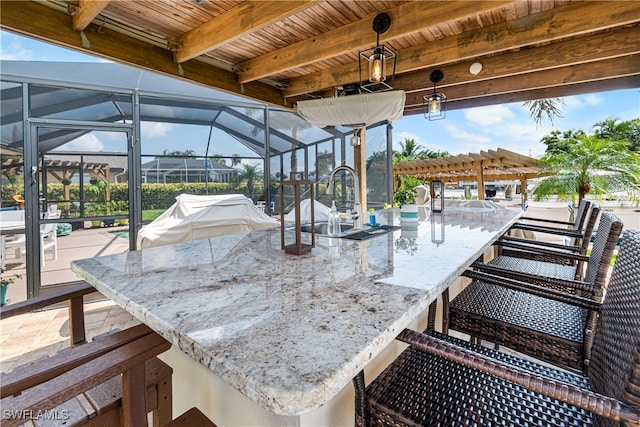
left=447, top=211, right=623, bottom=373
left=1, top=210, right=25, bottom=268
left=497, top=203, right=601, bottom=268
left=40, top=209, right=61, bottom=266
left=509, top=198, right=592, bottom=244
left=0, top=283, right=188, bottom=427
left=357, top=229, right=640, bottom=427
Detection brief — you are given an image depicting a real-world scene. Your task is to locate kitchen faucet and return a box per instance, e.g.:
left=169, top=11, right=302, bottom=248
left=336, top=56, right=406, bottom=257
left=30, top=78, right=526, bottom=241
left=326, top=165, right=362, bottom=230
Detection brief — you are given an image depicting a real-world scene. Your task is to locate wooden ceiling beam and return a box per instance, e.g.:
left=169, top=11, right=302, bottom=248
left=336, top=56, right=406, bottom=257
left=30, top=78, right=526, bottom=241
left=284, top=1, right=640, bottom=97
left=388, top=25, right=640, bottom=96
left=404, top=75, right=640, bottom=115
left=403, top=55, right=640, bottom=109
left=237, top=0, right=512, bottom=84
left=72, top=0, right=110, bottom=31
left=0, top=1, right=288, bottom=109
left=174, top=1, right=317, bottom=64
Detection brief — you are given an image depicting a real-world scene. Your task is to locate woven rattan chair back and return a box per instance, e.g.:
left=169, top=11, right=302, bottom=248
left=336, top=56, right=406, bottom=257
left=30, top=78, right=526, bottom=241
left=582, top=211, right=624, bottom=294
left=578, top=203, right=600, bottom=253
left=361, top=230, right=640, bottom=427
left=588, top=230, right=640, bottom=427
left=573, top=198, right=591, bottom=232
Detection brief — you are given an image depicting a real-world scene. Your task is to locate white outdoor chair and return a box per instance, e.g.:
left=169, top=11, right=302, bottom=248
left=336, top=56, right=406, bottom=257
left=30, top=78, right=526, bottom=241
left=40, top=210, right=61, bottom=266
left=1, top=210, right=25, bottom=268
left=7, top=210, right=62, bottom=268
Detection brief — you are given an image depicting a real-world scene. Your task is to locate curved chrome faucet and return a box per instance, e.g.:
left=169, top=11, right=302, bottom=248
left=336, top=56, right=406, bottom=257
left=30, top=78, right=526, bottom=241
left=326, top=165, right=362, bottom=229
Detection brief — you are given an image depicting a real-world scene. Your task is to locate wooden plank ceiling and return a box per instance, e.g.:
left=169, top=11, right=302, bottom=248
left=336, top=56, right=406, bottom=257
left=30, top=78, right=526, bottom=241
left=1, top=1, right=639, bottom=117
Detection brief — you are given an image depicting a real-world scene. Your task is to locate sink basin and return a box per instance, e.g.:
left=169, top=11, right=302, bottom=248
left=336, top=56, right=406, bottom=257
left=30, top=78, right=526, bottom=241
left=298, top=221, right=354, bottom=235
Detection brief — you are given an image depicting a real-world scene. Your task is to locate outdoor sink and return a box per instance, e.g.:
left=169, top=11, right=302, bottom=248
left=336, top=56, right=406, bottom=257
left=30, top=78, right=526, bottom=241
left=298, top=221, right=354, bottom=235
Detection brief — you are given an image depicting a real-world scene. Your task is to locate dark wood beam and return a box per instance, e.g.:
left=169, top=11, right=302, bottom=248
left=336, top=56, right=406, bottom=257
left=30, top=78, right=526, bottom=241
left=403, top=75, right=640, bottom=115
left=0, top=1, right=288, bottom=109
left=174, top=1, right=317, bottom=64
left=389, top=25, right=640, bottom=96
left=284, top=1, right=640, bottom=97
left=403, top=54, right=640, bottom=109
left=237, top=1, right=512, bottom=84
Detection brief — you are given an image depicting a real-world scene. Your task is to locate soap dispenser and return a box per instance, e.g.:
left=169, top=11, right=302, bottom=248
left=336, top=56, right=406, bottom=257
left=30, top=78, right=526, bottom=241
left=328, top=201, right=340, bottom=237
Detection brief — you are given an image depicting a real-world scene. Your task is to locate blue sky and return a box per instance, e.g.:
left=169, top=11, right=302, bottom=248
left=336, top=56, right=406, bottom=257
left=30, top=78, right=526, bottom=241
left=2, top=30, right=639, bottom=159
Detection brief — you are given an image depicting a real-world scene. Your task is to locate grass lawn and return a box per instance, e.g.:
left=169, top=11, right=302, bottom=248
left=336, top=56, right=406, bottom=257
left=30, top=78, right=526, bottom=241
left=142, top=209, right=165, bottom=222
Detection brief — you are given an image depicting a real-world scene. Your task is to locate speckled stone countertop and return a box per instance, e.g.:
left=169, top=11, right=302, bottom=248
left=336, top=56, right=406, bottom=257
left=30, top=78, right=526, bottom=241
left=71, top=206, right=521, bottom=416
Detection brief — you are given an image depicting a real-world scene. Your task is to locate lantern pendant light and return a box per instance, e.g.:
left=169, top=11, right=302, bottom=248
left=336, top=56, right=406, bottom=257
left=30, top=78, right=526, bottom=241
left=424, top=70, right=447, bottom=121
left=359, top=13, right=396, bottom=93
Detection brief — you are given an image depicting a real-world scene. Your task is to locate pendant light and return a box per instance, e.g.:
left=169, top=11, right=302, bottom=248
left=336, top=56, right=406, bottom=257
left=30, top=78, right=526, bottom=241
left=359, top=13, right=396, bottom=93
left=424, top=70, right=446, bottom=121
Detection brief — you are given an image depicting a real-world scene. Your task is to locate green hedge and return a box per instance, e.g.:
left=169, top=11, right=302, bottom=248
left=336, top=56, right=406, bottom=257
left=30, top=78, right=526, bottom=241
left=41, top=182, right=264, bottom=211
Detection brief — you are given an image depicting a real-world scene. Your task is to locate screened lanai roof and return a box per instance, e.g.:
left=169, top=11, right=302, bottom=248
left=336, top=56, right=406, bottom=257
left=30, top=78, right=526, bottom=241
left=0, top=60, right=352, bottom=156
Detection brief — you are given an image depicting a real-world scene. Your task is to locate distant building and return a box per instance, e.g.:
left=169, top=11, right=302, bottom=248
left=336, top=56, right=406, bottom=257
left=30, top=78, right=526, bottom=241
left=141, top=158, right=236, bottom=183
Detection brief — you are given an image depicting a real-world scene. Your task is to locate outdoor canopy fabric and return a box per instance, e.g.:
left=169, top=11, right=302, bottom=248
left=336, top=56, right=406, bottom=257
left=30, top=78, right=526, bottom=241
left=137, top=194, right=279, bottom=248
left=296, top=90, right=405, bottom=128
left=283, top=199, right=332, bottom=223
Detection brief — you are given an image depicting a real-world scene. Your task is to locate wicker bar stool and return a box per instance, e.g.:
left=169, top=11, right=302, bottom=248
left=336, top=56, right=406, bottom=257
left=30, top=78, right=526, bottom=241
left=509, top=199, right=591, bottom=243
left=358, top=230, right=640, bottom=427
left=498, top=203, right=600, bottom=269
left=447, top=211, right=623, bottom=373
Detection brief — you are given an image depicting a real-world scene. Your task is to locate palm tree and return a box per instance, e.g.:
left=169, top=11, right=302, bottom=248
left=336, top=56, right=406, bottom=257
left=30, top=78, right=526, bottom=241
left=393, top=138, right=424, bottom=163
left=524, top=98, right=565, bottom=127
left=160, top=149, right=196, bottom=157
left=593, top=118, right=640, bottom=152
left=420, top=149, right=450, bottom=160
left=231, top=154, right=242, bottom=167
left=211, top=154, right=226, bottom=166
left=534, top=132, right=640, bottom=203
left=238, top=163, right=264, bottom=198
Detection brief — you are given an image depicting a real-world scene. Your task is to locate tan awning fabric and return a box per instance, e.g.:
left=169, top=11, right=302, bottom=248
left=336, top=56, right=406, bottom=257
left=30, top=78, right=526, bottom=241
left=297, top=90, right=405, bottom=128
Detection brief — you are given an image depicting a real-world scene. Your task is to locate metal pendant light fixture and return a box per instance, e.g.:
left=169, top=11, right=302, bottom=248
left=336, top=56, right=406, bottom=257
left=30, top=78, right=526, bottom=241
left=424, top=70, right=446, bottom=120
left=359, top=13, right=396, bottom=93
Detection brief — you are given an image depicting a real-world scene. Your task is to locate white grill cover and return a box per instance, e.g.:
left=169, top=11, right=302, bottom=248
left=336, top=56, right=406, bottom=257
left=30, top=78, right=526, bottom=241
left=296, top=90, right=405, bottom=128
left=137, top=194, right=279, bottom=249
left=283, top=199, right=332, bottom=223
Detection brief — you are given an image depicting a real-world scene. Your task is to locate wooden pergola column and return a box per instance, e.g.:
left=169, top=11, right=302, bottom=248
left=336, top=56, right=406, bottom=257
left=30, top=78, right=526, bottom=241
left=520, top=175, right=528, bottom=206
left=353, top=128, right=367, bottom=214
left=476, top=162, right=485, bottom=200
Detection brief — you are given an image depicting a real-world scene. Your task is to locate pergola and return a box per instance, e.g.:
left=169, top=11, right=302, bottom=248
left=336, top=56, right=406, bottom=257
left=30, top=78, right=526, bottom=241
left=393, top=148, right=550, bottom=200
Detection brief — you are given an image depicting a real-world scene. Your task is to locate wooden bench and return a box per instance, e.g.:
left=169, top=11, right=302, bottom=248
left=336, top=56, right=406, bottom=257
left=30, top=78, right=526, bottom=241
left=0, top=283, right=216, bottom=426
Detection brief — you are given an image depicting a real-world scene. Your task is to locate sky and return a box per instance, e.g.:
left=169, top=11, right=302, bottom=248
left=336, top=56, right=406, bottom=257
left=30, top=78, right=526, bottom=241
left=2, top=30, right=639, bottom=160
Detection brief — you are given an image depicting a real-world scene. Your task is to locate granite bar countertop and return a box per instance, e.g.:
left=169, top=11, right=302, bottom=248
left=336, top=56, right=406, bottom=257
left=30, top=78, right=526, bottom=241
left=71, top=206, right=521, bottom=416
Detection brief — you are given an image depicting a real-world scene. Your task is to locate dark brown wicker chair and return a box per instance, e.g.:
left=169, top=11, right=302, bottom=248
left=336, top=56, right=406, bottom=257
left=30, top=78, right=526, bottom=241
left=498, top=203, right=600, bottom=268
left=357, top=229, right=640, bottom=427
left=509, top=199, right=591, bottom=243
left=447, top=211, right=623, bottom=373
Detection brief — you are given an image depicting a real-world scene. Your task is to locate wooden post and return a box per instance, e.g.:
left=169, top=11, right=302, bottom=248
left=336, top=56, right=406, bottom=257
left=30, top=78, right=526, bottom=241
left=476, top=162, right=485, bottom=200
left=354, top=128, right=367, bottom=214
left=69, top=295, right=87, bottom=345
left=520, top=176, right=528, bottom=206
left=122, top=363, right=148, bottom=427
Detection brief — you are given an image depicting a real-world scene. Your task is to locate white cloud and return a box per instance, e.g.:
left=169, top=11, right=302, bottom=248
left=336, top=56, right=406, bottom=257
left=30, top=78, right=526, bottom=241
left=1, top=39, right=34, bottom=60
left=563, top=93, right=604, bottom=110
left=464, top=105, right=515, bottom=126
left=141, top=122, right=175, bottom=138
left=444, top=123, right=491, bottom=144
left=392, top=130, right=441, bottom=151
left=583, top=94, right=603, bottom=106
left=54, top=133, right=104, bottom=152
